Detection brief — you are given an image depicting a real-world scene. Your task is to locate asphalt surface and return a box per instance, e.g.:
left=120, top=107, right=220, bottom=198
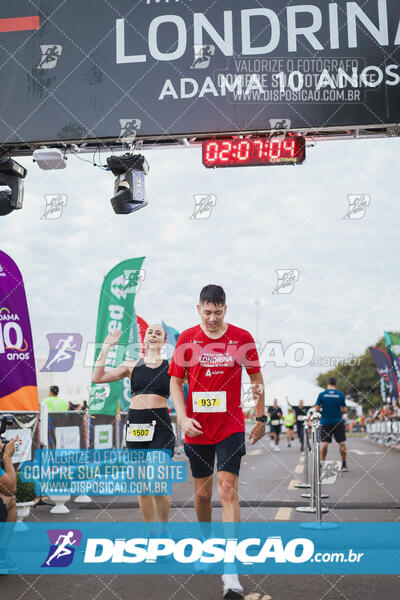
left=2, top=434, right=400, bottom=599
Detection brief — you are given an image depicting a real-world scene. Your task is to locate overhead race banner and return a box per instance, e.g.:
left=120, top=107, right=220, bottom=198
left=0, top=1, right=400, bottom=147
left=89, top=257, right=145, bottom=416
left=0, top=250, right=39, bottom=411
left=369, top=346, right=400, bottom=404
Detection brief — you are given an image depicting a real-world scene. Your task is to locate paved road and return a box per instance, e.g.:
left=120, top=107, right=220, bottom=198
left=2, top=435, right=400, bottom=599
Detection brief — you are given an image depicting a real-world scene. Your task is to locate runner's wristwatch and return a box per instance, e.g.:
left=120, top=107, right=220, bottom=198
left=256, top=415, right=268, bottom=423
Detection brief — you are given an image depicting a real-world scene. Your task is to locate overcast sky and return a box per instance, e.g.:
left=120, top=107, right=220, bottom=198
left=1, top=136, right=399, bottom=392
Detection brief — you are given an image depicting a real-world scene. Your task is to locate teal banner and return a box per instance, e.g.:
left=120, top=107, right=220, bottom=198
left=89, top=257, right=145, bottom=415
left=0, top=522, right=399, bottom=574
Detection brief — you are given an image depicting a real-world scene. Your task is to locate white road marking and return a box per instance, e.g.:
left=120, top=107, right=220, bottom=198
left=349, top=449, right=384, bottom=455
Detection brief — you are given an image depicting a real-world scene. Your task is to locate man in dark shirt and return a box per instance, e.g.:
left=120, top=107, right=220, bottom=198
left=290, top=399, right=310, bottom=452
left=267, top=399, right=283, bottom=452
left=314, top=377, right=348, bottom=471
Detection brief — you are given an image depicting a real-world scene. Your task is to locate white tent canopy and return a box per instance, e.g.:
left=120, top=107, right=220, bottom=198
left=263, top=374, right=358, bottom=412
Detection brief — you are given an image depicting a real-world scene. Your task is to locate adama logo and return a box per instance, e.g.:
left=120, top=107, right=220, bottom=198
left=205, top=369, right=224, bottom=377
left=0, top=307, right=30, bottom=360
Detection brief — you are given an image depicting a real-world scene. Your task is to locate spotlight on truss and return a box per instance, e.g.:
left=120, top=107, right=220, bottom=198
left=33, top=147, right=67, bottom=170
left=106, top=154, right=149, bottom=215
left=0, top=158, right=27, bottom=216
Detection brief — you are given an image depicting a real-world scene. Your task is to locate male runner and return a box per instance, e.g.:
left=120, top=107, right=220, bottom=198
left=289, top=399, right=310, bottom=452
left=314, top=377, right=348, bottom=472
left=267, top=399, right=282, bottom=452
left=284, top=407, right=295, bottom=447
left=169, top=285, right=267, bottom=599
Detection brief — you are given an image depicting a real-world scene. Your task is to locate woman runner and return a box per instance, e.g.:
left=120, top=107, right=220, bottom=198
left=92, top=323, right=175, bottom=528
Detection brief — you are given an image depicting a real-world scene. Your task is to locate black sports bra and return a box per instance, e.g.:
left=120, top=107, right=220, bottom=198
left=130, top=358, right=170, bottom=400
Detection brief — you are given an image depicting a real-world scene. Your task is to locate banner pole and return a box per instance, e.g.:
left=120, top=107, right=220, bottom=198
left=75, top=409, right=92, bottom=504
left=34, top=402, right=53, bottom=508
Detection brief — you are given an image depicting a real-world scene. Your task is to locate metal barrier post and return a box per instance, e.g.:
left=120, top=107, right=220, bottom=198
left=115, top=412, right=121, bottom=449
left=296, top=413, right=329, bottom=516
left=294, top=424, right=310, bottom=489
left=315, top=415, right=324, bottom=523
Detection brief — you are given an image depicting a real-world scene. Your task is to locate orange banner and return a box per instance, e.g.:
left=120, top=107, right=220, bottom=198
left=0, top=386, right=39, bottom=412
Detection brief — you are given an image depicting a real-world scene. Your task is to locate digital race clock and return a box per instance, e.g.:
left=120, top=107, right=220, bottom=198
left=202, top=137, right=306, bottom=168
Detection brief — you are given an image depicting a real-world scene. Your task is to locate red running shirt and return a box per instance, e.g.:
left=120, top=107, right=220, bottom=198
left=168, top=323, right=260, bottom=444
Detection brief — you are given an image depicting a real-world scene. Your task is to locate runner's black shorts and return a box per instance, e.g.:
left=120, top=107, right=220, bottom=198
left=126, top=408, right=176, bottom=456
left=0, top=497, right=7, bottom=522
left=270, top=424, right=281, bottom=434
left=320, top=420, right=346, bottom=444
left=285, top=425, right=294, bottom=430
left=184, top=432, right=246, bottom=478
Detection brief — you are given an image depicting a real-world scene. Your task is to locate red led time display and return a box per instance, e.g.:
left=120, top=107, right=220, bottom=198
left=202, top=137, right=306, bottom=168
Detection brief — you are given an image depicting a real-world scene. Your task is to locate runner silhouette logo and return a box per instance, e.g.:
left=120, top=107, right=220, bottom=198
left=119, top=119, right=142, bottom=142
left=38, top=45, right=62, bottom=69
left=191, top=45, right=215, bottom=69
left=42, top=529, right=82, bottom=568
left=41, top=333, right=82, bottom=372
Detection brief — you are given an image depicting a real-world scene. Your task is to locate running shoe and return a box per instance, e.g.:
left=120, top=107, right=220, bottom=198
left=273, top=445, right=280, bottom=452
left=0, top=557, right=18, bottom=575
left=222, top=573, right=244, bottom=599
left=194, top=560, right=212, bottom=573
left=195, top=533, right=216, bottom=572
left=341, top=464, right=349, bottom=472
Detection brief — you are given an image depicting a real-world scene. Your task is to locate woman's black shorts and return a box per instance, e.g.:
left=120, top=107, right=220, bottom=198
left=126, top=408, right=176, bottom=456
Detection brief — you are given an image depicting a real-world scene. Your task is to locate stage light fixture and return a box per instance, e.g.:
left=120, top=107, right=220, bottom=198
left=33, top=147, right=67, bottom=170
left=107, top=153, right=149, bottom=215
left=0, top=157, right=27, bottom=216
